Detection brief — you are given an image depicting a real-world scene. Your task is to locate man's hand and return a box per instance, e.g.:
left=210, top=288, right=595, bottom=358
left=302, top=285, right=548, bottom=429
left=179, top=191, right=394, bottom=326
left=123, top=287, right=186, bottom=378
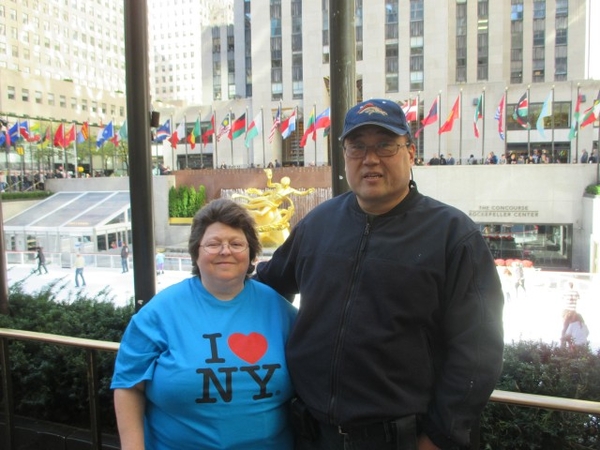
left=417, top=434, right=441, bottom=450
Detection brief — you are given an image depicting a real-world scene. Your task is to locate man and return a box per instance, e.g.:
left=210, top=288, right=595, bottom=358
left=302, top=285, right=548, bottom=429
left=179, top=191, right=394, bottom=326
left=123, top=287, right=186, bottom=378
left=121, top=243, right=129, bottom=273
left=255, top=99, right=504, bottom=450
left=560, top=281, right=580, bottom=345
left=74, top=253, right=86, bottom=287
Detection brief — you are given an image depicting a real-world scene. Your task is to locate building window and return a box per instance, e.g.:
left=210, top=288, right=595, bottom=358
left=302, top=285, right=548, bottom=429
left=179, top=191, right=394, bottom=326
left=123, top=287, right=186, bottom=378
left=510, top=0, right=523, bottom=84
left=7, top=86, right=15, bottom=100
left=270, top=0, right=283, bottom=101
left=322, top=0, right=329, bottom=63
left=35, top=91, right=42, bottom=104
left=477, top=0, right=489, bottom=81
left=456, top=1, right=467, bottom=82
left=47, top=93, right=54, bottom=106
left=22, top=89, right=29, bottom=102
left=410, top=0, right=424, bottom=91
left=60, top=95, right=66, bottom=108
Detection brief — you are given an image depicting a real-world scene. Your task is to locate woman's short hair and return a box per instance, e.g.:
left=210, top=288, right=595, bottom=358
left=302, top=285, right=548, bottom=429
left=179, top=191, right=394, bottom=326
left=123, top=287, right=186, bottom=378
left=188, top=198, right=261, bottom=277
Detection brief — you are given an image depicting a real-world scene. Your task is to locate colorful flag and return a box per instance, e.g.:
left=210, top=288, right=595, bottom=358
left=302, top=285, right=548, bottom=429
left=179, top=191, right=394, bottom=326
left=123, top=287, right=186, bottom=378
left=77, top=122, right=89, bottom=143
left=580, top=91, right=600, bottom=128
left=438, top=96, right=460, bottom=134
left=96, top=121, right=114, bottom=147
left=187, top=118, right=201, bottom=149
left=512, top=92, right=529, bottom=128
left=18, top=121, right=31, bottom=141
left=299, top=107, right=316, bottom=148
left=216, top=114, right=232, bottom=141
left=245, top=113, right=262, bottom=148
left=536, top=92, right=553, bottom=138
left=54, top=123, right=65, bottom=147
left=402, top=98, right=418, bottom=122
left=0, top=132, right=5, bottom=147
left=8, top=122, right=19, bottom=144
left=414, top=98, right=438, bottom=138
left=110, top=133, right=120, bottom=146
left=41, top=126, right=52, bottom=144
left=64, top=124, right=76, bottom=147
left=229, top=113, right=246, bottom=140
left=155, top=119, right=171, bottom=142
left=314, top=108, right=331, bottom=131
left=473, top=94, right=483, bottom=138
left=202, top=114, right=215, bottom=146
left=169, top=121, right=186, bottom=148
left=281, top=109, right=297, bottom=139
left=494, top=95, right=505, bottom=140
left=568, top=94, right=583, bottom=140
left=268, top=106, right=281, bottom=143
left=118, top=120, right=128, bottom=141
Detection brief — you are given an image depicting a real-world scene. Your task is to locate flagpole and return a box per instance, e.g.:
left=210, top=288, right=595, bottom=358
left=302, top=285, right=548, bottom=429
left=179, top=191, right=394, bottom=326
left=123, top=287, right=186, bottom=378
left=245, top=107, right=250, bottom=167
left=184, top=114, right=189, bottom=169
left=459, top=89, right=463, bottom=162
left=261, top=107, right=266, bottom=167
left=73, top=122, right=78, bottom=177
left=481, top=88, right=486, bottom=163
left=229, top=109, right=234, bottom=167
left=551, top=86, right=555, bottom=161
left=214, top=112, right=219, bottom=168
left=416, top=92, right=421, bottom=161
left=503, top=88, right=508, bottom=158
left=437, top=92, right=442, bottom=157
left=574, top=84, right=580, bottom=163
left=527, top=85, right=531, bottom=157
left=312, top=103, right=317, bottom=165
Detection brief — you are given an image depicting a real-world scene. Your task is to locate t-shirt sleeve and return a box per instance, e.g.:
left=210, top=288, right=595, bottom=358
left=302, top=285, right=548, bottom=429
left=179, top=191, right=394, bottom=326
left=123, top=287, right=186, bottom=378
left=111, top=304, right=167, bottom=389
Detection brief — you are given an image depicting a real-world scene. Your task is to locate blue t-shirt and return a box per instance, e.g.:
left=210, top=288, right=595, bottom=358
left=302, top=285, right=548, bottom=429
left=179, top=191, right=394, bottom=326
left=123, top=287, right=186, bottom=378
left=111, top=277, right=297, bottom=450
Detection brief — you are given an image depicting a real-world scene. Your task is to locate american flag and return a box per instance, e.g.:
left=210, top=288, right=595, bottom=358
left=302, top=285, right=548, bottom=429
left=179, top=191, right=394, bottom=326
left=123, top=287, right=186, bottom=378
left=268, top=106, right=281, bottom=143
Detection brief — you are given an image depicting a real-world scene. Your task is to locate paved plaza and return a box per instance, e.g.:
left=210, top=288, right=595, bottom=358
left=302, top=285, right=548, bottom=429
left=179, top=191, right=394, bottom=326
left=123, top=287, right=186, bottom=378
left=4, top=263, right=600, bottom=351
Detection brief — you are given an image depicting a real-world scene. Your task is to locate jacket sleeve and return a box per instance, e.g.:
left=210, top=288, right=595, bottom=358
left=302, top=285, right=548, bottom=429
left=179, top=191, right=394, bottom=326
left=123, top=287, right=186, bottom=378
left=422, top=230, right=504, bottom=448
left=254, top=224, right=303, bottom=302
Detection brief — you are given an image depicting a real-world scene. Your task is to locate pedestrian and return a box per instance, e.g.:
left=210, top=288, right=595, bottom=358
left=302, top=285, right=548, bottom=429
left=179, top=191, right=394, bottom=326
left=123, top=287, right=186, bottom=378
left=120, top=243, right=129, bottom=273
left=255, top=99, right=504, bottom=450
left=561, top=312, right=589, bottom=348
left=513, top=261, right=526, bottom=297
left=35, top=246, right=48, bottom=275
left=74, top=253, right=86, bottom=287
left=112, top=199, right=297, bottom=449
left=560, top=281, right=580, bottom=344
left=155, top=251, right=165, bottom=275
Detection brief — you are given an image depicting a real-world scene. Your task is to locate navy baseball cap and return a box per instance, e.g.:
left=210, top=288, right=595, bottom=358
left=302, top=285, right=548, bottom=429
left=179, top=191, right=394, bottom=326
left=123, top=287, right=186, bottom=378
left=339, top=99, right=411, bottom=141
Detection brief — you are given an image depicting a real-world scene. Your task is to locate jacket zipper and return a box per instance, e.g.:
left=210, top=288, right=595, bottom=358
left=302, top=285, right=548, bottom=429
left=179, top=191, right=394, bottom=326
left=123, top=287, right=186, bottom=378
left=327, top=217, right=372, bottom=423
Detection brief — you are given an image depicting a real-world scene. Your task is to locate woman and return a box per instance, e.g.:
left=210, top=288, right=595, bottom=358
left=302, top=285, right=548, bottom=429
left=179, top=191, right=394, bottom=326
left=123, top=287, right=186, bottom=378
left=112, top=199, right=297, bottom=450
left=562, top=312, right=590, bottom=348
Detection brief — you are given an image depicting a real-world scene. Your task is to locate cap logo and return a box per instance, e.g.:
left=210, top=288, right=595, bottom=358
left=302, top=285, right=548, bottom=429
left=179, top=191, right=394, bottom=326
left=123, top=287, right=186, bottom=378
left=356, top=103, right=388, bottom=117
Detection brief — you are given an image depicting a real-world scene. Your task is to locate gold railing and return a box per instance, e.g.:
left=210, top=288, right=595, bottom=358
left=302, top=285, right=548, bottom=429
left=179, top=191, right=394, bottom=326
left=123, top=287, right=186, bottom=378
left=1, top=328, right=599, bottom=450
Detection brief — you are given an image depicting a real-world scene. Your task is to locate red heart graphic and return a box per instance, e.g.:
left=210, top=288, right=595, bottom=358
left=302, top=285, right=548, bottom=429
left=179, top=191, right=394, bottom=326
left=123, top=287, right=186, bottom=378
left=228, top=332, right=268, bottom=364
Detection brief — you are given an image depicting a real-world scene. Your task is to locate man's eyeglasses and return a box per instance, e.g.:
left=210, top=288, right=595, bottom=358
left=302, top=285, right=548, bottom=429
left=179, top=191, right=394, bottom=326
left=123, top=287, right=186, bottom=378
left=343, top=142, right=411, bottom=159
left=200, top=241, right=249, bottom=254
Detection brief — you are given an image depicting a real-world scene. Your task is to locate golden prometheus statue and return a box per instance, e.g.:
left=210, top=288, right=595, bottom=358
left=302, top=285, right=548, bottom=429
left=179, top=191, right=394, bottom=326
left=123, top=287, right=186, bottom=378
left=233, top=169, right=315, bottom=248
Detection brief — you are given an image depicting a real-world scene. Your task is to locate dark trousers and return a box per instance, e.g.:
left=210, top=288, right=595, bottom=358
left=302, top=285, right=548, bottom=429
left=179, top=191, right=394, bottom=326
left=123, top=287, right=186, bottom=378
left=294, top=416, right=418, bottom=450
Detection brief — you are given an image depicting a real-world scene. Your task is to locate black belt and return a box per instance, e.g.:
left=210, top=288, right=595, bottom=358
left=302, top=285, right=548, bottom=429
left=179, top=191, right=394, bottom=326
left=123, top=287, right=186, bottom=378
left=338, top=415, right=417, bottom=448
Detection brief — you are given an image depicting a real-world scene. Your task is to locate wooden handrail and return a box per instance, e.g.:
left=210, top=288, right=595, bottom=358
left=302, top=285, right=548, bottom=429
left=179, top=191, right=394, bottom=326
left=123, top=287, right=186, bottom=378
left=1, top=327, right=600, bottom=450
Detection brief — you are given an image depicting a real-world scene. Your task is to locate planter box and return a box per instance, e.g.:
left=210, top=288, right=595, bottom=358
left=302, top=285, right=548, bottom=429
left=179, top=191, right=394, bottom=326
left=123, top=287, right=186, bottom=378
left=168, top=217, right=193, bottom=225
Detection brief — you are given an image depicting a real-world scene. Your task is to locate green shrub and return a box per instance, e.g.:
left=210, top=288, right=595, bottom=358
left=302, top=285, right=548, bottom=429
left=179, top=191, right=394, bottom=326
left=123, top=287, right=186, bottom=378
left=0, top=190, right=53, bottom=200
left=585, top=184, right=600, bottom=195
left=480, top=340, right=600, bottom=449
left=168, top=184, right=206, bottom=217
left=0, top=282, right=134, bottom=431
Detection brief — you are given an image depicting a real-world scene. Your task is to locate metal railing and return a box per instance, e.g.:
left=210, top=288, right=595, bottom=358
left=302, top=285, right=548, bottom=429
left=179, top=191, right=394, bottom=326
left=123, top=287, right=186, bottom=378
left=1, top=328, right=599, bottom=450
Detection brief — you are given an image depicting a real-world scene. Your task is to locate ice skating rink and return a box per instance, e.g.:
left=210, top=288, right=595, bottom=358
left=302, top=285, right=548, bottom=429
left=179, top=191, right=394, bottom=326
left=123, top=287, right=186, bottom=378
left=5, top=264, right=599, bottom=351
